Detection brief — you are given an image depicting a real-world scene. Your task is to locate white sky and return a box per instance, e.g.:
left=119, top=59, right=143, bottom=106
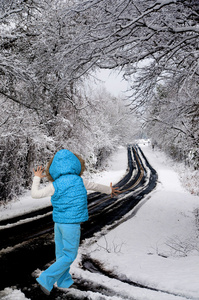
left=94, top=69, right=130, bottom=97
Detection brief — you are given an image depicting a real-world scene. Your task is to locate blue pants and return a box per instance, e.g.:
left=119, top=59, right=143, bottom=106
left=36, top=223, right=81, bottom=292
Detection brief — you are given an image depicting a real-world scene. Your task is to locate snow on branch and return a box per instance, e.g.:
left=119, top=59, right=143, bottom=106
left=0, top=0, right=42, bottom=20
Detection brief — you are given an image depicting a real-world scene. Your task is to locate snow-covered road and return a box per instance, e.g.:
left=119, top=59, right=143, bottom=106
left=0, top=142, right=199, bottom=300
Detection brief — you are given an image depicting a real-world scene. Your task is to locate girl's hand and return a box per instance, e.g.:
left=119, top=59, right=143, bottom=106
left=33, top=166, right=46, bottom=178
left=110, top=182, right=121, bottom=198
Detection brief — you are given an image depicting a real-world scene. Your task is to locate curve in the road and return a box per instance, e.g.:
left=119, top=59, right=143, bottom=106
left=0, top=145, right=157, bottom=293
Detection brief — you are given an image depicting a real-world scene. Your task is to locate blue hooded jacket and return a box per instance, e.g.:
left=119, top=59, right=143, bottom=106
left=49, top=149, right=88, bottom=224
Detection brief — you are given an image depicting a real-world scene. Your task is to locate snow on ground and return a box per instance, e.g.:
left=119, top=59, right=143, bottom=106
left=71, top=142, right=199, bottom=300
left=0, top=288, right=30, bottom=300
left=1, top=143, right=199, bottom=299
left=0, top=190, right=51, bottom=222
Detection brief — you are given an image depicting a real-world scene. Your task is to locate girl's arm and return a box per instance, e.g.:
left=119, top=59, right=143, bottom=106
left=31, top=166, right=55, bottom=198
left=83, top=179, right=120, bottom=198
left=31, top=177, right=55, bottom=198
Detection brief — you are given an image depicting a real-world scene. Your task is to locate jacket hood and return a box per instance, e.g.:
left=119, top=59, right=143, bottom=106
left=49, top=149, right=81, bottom=180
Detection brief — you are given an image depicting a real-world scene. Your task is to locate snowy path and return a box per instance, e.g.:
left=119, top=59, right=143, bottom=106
left=0, top=144, right=157, bottom=297
left=0, top=143, right=199, bottom=299
left=69, top=144, right=199, bottom=300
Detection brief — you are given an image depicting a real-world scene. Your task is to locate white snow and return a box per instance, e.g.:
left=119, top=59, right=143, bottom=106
left=0, top=191, right=51, bottom=222
left=1, top=143, right=199, bottom=299
left=0, top=288, right=30, bottom=300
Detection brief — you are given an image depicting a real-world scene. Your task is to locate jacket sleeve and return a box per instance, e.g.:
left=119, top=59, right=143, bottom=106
left=31, top=176, right=55, bottom=198
left=83, top=179, right=111, bottom=194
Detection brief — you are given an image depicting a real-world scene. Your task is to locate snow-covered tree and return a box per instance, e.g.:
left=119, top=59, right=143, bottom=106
left=145, top=80, right=199, bottom=168
left=58, top=0, right=199, bottom=166
left=1, top=0, right=199, bottom=200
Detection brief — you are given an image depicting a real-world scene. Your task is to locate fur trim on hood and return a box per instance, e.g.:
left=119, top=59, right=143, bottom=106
left=46, top=150, right=85, bottom=182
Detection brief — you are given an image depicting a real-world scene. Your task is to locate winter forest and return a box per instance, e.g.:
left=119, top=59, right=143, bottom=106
left=0, top=0, right=199, bottom=202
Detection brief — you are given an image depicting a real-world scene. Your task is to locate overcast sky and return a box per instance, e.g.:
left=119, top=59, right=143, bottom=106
left=94, top=69, right=130, bottom=97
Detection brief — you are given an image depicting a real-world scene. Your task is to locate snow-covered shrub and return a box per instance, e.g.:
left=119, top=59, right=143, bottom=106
left=165, top=235, right=199, bottom=257
left=181, top=170, right=199, bottom=196
left=0, top=134, right=54, bottom=201
left=188, top=149, right=199, bottom=170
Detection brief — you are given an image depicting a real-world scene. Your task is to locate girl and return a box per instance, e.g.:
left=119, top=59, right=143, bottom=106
left=31, top=149, right=119, bottom=295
